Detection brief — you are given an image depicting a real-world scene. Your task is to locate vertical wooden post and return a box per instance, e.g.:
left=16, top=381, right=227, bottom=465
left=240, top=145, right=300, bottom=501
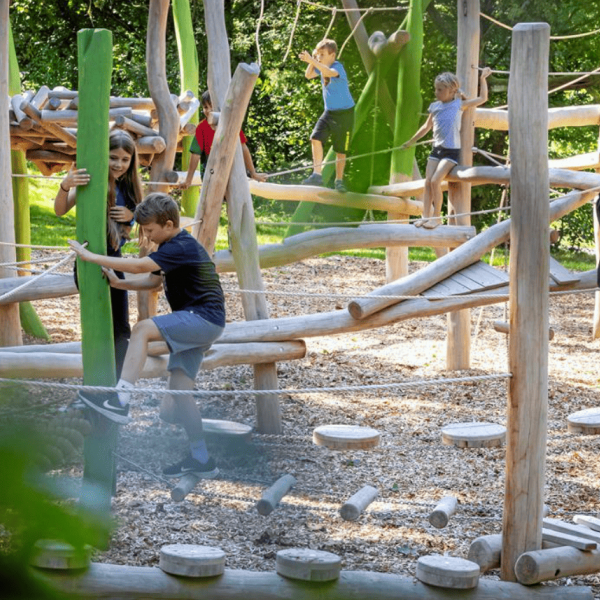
left=445, top=0, right=479, bottom=370
left=501, top=22, right=550, bottom=582
left=77, top=28, right=118, bottom=524
left=0, top=0, right=22, bottom=347
left=592, top=127, right=600, bottom=339
left=201, top=0, right=281, bottom=433
left=173, top=0, right=200, bottom=217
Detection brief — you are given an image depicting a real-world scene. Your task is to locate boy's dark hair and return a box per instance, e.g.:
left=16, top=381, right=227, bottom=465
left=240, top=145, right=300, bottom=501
left=134, top=193, right=180, bottom=227
left=316, top=39, right=337, bottom=55
left=201, top=90, right=212, bottom=106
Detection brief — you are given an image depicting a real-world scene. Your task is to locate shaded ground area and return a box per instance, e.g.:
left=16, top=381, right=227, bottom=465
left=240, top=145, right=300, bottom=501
left=11, top=254, right=600, bottom=596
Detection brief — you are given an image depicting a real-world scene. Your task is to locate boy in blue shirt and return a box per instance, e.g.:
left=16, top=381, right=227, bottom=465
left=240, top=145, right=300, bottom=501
left=69, top=193, right=225, bottom=479
left=299, top=39, right=355, bottom=193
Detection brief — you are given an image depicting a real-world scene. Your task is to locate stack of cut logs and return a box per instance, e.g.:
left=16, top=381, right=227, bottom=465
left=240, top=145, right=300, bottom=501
left=9, top=85, right=200, bottom=175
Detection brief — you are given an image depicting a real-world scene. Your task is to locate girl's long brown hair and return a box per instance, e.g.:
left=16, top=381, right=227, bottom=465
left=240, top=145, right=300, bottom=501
left=106, top=130, right=143, bottom=250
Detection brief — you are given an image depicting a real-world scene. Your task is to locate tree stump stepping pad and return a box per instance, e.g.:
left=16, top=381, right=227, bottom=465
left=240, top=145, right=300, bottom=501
left=312, top=424, right=380, bottom=450
left=441, top=422, right=506, bottom=448
left=276, top=548, right=342, bottom=581
left=30, top=539, right=91, bottom=570
left=159, top=544, right=225, bottom=577
left=202, top=419, right=252, bottom=441
left=567, top=407, right=600, bottom=435
left=416, top=555, right=480, bottom=589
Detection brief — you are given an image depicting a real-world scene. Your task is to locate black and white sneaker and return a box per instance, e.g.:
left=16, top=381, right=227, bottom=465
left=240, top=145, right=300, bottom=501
left=162, top=455, right=219, bottom=479
left=302, top=172, right=323, bottom=186
left=334, top=179, right=347, bottom=193
left=77, top=391, right=131, bottom=425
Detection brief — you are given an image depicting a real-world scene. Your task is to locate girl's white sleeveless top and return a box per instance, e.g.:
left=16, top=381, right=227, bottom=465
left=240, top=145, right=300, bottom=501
left=429, top=98, right=462, bottom=149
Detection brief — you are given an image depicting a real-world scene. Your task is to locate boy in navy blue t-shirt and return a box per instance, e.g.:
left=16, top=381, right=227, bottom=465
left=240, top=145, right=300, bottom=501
left=69, top=193, right=225, bottom=479
left=299, top=38, right=355, bottom=193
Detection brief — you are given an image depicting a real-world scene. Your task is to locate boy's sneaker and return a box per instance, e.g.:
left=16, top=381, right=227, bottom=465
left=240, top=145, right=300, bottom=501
left=334, top=179, right=347, bottom=193
left=77, top=391, right=131, bottom=425
left=302, top=172, right=323, bottom=186
left=162, top=455, right=219, bottom=479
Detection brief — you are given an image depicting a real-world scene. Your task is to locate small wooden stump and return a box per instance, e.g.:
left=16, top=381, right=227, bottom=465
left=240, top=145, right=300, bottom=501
left=312, top=425, right=380, bottom=450
left=171, top=474, right=201, bottom=503
left=340, top=485, right=378, bottom=521
left=441, top=422, right=506, bottom=448
left=202, top=418, right=253, bottom=441
left=567, top=407, right=600, bottom=435
left=256, top=474, right=296, bottom=516
left=429, top=496, right=458, bottom=529
left=276, top=548, right=341, bottom=582
left=159, top=544, right=225, bottom=577
left=416, top=555, right=480, bottom=589
left=30, top=539, right=91, bottom=570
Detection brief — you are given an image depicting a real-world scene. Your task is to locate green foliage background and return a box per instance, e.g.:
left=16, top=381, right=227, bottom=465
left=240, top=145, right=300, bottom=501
left=10, top=0, right=600, bottom=243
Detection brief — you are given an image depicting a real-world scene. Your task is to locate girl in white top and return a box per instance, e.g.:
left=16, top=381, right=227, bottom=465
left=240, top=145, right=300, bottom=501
left=403, top=67, right=491, bottom=229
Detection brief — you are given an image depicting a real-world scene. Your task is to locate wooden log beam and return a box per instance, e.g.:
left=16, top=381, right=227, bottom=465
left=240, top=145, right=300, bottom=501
left=0, top=341, right=307, bottom=379
left=32, top=562, right=593, bottom=599
left=112, top=114, right=158, bottom=137
left=248, top=180, right=423, bottom=215
left=37, top=106, right=132, bottom=124
left=369, top=165, right=600, bottom=197
left=213, top=225, right=476, bottom=272
left=515, top=546, right=600, bottom=586
left=347, top=187, right=596, bottom=321
left=474, top=104, right=600, bottom=132
left=21, top=101, right=78, bottom=148
left=501, top=22, right=550, bottom=582
left=26, top=149, right=74, bottom=163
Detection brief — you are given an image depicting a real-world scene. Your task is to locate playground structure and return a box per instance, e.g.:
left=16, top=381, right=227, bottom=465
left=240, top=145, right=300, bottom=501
left=3, top=0, right=600, bottom=596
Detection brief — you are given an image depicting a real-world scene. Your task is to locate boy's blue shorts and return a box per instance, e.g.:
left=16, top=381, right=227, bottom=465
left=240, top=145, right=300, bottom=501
left=152, top=311, right=224, bottom=380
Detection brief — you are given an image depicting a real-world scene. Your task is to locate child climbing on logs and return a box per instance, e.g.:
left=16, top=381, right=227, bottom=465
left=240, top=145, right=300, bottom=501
left=179, top=90, right=266, bottom=190
left=402, top=67, right=492, bottom=229
left=69, top=193, right=226, bottom=479
left=54, top=129, right=143, bottom=377
left=299, top=38, right=355, bottom=193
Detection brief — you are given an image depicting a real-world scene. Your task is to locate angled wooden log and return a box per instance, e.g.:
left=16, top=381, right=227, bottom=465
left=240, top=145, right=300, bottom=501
left=112, top=114, right=158, bottom=137
left=21, top=101, right=78, bottom=147
left=31, top=562, right=594, bottom=599
left=347, top=187, right=596, bottom=321
left=256, top=474, right=296, bottom=516
left=192, top=62, right=260, bottom=253
left=340, top=485, right=379, bottom=521
left=0, top=1, right=22, bottom=347
left=515, top=546, right=600, bottom=585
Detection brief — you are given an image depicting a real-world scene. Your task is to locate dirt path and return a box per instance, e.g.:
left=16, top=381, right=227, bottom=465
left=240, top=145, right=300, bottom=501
left=16, top=254, right=600, bottom=596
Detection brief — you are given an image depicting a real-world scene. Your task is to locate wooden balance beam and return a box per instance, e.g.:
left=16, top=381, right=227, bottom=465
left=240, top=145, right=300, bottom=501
left=31, top=562, right=592, bottom=599
left=0, top=341, right=306, bottom=379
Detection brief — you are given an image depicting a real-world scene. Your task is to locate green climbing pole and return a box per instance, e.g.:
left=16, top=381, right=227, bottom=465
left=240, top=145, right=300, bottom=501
left=173, top=0, right=200, bottom=216
left=390, top=0, right=424, bottom=182
left=8, top=23, right=49, bottom=340
left=76, top=28, right=118, bottom=529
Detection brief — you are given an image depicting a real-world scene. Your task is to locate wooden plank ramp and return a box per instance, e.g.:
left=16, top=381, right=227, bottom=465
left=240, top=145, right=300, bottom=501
left=422, top=261, right=509, bottom=299
left=549, top=256, right=580, bottom=285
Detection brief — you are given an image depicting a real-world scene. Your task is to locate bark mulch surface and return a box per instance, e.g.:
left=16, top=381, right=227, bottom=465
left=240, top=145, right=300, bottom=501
left=10, top=254, right=600, bottom=596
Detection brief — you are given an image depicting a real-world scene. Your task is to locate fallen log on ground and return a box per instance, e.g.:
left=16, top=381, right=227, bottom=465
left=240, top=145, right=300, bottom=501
left=32, top=562, right=593, bottom=599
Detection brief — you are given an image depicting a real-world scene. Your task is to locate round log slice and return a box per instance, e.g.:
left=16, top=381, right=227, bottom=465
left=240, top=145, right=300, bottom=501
left=276, top=548, right=342, bottom=582
left=441, top=422, right=506, bottom=448
left=312, top=424, right=380, bottom=450
left=159, top=544, right=225, bottom=577
left=416, top=555, right=480, bottom=589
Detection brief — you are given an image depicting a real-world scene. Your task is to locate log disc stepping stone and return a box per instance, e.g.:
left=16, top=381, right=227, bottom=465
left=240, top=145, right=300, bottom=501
left=202, top=418, right=252, bottom=441
left=312, top=424, right=380, bottom=450
left=159, top=544, right=225, bottom=577
left=567, top=407, right=600, bottom=435
left=30, top=539, right=91, bottom=570
left=276, top=548, right=342, bottom=581
left=416, top=555, right=480, bottom=589
left=441, top=422, right=506, bottom=448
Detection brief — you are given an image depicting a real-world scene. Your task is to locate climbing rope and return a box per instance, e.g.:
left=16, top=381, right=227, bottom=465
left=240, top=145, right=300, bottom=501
left=338, top=7, right=373, bottom=59
left=255, top=0, right=265, bottom=66
left=322, top=7, right=337, bottom=40
left=282, top=0, right=302, bottom=64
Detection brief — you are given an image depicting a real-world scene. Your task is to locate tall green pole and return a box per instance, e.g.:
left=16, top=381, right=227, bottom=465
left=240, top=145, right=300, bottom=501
left=77, top=28, right=118, bottom=528
left=173, top=0, right=200, bottom=216
left=8, top=23, right=49, bottom=340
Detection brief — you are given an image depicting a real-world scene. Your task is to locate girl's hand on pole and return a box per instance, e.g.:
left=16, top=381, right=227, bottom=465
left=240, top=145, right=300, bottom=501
left=101, top=266, right=119, bottom=285
left=62, top=165, right=90, bottom=191
left=480, top=66, right=492, bottom=79
left=67, top=239, right=90, bottom=260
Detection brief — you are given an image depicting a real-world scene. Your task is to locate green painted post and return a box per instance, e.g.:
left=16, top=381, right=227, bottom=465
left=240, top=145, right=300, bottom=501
left=173, top=0, right=200, bottom=217
left=77, top=28, right=118, bottom=527
left=8, top=23, right=49, bottom=340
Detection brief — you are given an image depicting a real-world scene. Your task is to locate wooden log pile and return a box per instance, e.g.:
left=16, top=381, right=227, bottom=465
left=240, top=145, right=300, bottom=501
left=8, top=85, right=199, bottom=175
